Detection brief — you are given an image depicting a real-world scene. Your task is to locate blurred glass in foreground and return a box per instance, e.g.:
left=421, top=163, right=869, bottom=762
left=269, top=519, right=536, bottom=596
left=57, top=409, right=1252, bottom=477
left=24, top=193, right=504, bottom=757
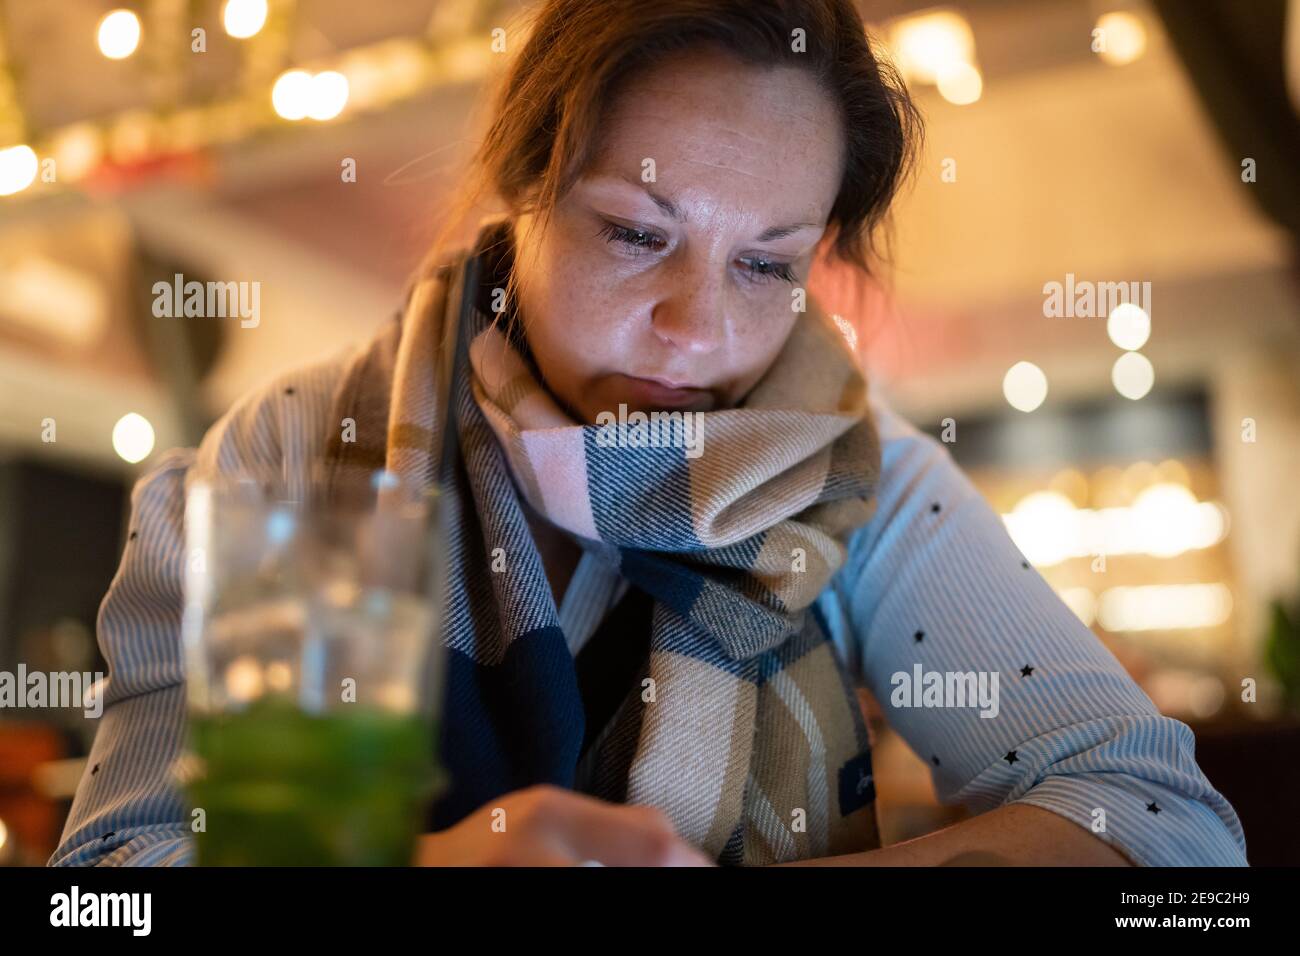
left=178, top=465, right=446, bottom=866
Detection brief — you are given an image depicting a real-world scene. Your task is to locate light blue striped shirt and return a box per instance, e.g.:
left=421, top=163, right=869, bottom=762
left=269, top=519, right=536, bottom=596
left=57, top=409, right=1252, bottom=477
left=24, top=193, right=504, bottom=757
left=47, top=348, right=1249, bottom=866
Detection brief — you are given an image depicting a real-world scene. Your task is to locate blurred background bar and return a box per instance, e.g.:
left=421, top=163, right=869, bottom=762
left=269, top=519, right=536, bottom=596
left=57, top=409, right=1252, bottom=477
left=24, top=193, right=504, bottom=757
left=0, top=0, right=1298, bottom=865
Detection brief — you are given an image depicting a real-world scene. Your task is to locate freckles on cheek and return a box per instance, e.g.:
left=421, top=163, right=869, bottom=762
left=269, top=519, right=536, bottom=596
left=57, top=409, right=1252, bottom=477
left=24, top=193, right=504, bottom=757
left=554, top=269, right=639, bottom=360
left=730, top=313, right=798, bottom=391
left=526, top=273, right=632, bottom=407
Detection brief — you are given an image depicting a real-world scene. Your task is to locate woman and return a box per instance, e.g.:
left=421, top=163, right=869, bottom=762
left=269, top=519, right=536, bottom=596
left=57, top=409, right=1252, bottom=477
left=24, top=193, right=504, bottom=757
left=51, top=0, right=1246, bottom=867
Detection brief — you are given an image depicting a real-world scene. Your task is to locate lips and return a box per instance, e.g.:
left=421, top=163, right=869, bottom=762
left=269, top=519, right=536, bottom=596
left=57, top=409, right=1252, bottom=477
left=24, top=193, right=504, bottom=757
left=638, top=374, right=704, bottom=392
left=618, top=374, right=713, bottom=409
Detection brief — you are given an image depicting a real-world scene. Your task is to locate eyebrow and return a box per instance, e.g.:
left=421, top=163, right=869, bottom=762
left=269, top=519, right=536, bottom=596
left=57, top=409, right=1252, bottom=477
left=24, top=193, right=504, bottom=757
left=610, top=173, right=820, bottom=242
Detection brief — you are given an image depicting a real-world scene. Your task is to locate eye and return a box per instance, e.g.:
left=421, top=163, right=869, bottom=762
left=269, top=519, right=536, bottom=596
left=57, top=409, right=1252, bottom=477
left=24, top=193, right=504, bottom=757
left=737, top=255, right=798, bottom=285
left=596, top=221, right=666, bottom=253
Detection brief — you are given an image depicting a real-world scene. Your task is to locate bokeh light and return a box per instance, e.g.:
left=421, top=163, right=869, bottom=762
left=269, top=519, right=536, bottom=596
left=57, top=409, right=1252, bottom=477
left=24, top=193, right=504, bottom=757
left=272, top=70, right=314, bottom=120
left=97, top=9, right=141, bottom=60
left=112, top=413, right=155, bottom=464
left=1003, top=360, right=1048, bottom=412
left=223, top=0, right=268, bottom=39
left=937, top=61, right=983, bottom=105
left=1107, top=302, right=1151, bottom=350
left=0, top=145, right=38, bottom=196
left=1095, top=12, right=1147, bottom=67
left=1112, top=351, right=1155, bottom=400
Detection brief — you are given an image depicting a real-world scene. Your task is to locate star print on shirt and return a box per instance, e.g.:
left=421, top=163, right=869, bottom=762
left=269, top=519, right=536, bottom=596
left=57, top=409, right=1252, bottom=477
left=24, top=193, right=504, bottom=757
left=1147, top=802, right=1161, bottom=814
left=914, top=630, right=925, bottom=643
left=1020, top=665, right=1035, bottom=677
left=1004, top=750, right=1019, bottom=765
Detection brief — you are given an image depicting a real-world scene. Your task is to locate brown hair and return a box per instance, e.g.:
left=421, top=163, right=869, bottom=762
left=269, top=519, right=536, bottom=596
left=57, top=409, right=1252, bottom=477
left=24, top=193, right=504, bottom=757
left=419, top=0, right=923, bottom=323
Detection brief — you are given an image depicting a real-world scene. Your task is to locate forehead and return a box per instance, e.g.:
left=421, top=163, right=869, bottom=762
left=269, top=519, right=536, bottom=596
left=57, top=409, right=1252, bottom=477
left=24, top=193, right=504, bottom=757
left=587, top=51, right=844, bottom=219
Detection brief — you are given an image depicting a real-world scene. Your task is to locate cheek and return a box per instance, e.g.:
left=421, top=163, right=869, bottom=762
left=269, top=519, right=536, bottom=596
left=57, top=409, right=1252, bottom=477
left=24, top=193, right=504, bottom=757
left=520, top=237, right=638, bottom=381
left=727, top=308, right=799, bottom=387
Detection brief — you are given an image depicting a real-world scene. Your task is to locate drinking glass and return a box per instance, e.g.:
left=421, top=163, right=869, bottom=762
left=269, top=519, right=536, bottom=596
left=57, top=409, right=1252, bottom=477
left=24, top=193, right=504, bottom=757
left=177, top=463, right=447, bottom=865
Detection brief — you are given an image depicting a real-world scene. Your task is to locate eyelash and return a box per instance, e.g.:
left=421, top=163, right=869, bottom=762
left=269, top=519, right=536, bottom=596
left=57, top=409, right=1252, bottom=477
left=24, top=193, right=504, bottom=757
left=595, top=222, right=799, bottom=285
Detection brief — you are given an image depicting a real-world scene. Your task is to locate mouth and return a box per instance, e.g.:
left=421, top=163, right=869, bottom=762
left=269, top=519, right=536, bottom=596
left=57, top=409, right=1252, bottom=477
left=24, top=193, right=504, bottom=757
left=615, top=374, right=714, bottom=410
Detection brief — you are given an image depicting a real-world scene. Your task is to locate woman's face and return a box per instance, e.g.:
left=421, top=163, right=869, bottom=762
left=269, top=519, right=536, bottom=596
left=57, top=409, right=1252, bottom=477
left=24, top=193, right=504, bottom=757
left=509, top=49, right=846, bottom=423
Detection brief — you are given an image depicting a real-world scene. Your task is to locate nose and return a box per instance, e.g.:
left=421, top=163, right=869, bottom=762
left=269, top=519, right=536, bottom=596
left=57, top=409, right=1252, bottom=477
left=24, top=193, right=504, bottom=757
left=649, top=262, right=725, bottom=356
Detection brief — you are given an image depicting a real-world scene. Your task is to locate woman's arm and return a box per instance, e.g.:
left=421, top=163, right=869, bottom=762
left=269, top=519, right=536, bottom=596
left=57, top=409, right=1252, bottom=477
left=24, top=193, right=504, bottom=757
left=804, top=390, right=1248, bottom=867
left=49, top=449, right=198, bottom=866
left=783, top=804, right=1131, bottom=866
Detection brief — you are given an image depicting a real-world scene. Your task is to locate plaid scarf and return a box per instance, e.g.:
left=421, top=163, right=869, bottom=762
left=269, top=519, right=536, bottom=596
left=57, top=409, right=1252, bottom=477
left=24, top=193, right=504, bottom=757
left=324, top=214, right=884, bottom=864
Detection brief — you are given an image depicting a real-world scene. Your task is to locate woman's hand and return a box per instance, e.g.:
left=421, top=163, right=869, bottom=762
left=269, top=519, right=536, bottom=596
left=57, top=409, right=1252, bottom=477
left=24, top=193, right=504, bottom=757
left=412, top=784, right=717, bottom=866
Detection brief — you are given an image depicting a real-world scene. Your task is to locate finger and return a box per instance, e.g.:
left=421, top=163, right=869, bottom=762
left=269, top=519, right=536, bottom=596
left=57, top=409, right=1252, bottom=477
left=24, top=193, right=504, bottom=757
left=547, top=794, right=715, bottom=866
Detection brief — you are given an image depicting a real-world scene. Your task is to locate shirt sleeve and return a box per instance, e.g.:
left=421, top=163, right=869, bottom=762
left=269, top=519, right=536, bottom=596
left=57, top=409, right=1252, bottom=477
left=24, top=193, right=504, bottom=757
left=830, top=391, right=1249, bottom=866
left=47, top=448, right=198, bottom=866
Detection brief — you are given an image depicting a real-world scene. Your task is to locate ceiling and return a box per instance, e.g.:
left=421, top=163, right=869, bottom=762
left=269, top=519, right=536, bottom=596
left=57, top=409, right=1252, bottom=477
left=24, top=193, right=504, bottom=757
left=0, top=0, right=1296, bottom=470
